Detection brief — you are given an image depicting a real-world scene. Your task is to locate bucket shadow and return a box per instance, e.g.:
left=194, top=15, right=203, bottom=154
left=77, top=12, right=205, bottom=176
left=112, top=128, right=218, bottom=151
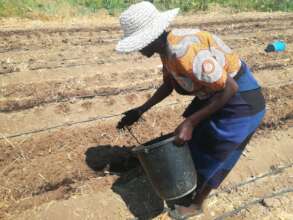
left=85, top=145, right=164, bottom=219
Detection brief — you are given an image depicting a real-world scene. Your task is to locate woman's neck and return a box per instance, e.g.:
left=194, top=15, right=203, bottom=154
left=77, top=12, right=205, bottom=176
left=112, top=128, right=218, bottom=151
left=157, top=31, right=169, bottom=56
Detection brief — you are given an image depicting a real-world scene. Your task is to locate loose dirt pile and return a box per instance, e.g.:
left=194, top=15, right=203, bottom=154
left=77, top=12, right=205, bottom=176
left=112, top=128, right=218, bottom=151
left=0, top=12, right=292, bottom=220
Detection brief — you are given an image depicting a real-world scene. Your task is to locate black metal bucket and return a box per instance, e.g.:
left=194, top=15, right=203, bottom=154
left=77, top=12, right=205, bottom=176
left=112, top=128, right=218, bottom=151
left=133, top=134, right=197, bottom=200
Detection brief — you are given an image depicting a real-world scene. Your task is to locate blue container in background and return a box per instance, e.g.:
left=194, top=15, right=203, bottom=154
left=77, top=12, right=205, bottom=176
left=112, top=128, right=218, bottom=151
left=265, top=41, right=286, bottom=52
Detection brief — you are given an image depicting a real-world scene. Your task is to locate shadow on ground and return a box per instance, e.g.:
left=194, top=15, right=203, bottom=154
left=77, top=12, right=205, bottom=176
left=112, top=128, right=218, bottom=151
left=85, top=145, right=164, bottom=219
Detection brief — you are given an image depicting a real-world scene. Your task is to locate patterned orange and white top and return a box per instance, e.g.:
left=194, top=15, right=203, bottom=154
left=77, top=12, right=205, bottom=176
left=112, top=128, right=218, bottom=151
left=161, top=29, right=241, bottom=99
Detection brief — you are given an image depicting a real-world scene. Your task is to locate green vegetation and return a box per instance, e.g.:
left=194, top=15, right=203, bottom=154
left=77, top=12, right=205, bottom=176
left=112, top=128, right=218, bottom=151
left=0, top=0, right=292, bottom=18
left=212, top=0, right=293, bottom=12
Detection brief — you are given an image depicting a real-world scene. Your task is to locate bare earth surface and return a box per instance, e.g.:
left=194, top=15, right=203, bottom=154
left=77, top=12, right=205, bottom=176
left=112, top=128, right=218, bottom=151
left=0, top=11, right=293, bottom=220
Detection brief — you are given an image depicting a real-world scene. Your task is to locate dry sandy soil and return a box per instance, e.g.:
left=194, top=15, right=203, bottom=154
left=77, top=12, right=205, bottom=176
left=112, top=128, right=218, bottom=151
left=0, top=11, right=293, bottom=220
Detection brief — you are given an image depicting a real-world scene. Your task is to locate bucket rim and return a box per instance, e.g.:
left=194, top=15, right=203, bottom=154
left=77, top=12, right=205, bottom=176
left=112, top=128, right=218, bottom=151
left=132, top=136, right=175, bottom=153
left=164, top=183, right=197, bottom=201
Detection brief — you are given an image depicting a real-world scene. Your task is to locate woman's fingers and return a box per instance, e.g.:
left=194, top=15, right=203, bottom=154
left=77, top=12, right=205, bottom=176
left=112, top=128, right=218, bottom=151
left=116, top=108, right=143, bottom=129
left=174, top=129, right=186, bottom=146
left=174, top=119, right=194, bottom=146
left=173, top=136, right=185, bottom=147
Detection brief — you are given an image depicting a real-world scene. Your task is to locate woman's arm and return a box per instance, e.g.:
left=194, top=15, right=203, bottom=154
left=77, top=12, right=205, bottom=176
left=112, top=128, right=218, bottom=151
left=175, top=76, right=239, bottom=144
left=140, top=79, right=173, bottom=113
left=190, top=76, right=238, bottom=125
left=117, top=71, right=173, bottom=129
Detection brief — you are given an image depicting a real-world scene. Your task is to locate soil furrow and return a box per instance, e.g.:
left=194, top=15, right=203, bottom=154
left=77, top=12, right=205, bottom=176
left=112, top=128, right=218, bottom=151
left=1, top=28, right=292, bottom=76
left=0, top=82, right=292, bottom=176
left=0, top=78, right=292, bottom=137
left=1, top=11, right=292, bottom=220
left=1, top=29, right=293, bottom=70
left=0, top=14, right=292, bottom=37
left=0, top=79, right=162, bottom=112
left=0, top=25, right=291, bottom=56
left=1, top=33, right=292, bottom=85
left=1, top=60, right=293, bottom=112
left=2, top=125, right=292, bottom=219
left=0, top=16, right=292, bottom=55
left=215, top=189, right=293, bottom=220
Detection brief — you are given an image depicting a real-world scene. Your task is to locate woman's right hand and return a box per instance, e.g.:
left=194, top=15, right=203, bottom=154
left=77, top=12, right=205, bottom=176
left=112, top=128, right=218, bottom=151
left=116, top=107, right=144, bottom=129
left=116, top=80, right=173, bottom=130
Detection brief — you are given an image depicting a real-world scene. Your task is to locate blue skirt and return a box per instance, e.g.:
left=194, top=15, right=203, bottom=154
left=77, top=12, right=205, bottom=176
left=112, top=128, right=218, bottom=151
left=184, top=62, right=266, bottom=189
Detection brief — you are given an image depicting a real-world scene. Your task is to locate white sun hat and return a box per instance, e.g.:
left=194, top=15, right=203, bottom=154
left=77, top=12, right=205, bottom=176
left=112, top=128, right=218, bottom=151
left=116, top=1, right=179, bottom=53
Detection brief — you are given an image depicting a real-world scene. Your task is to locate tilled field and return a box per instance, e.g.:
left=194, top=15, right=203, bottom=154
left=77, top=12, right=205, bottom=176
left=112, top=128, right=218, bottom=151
left=0, top=12, right=293, bottom=220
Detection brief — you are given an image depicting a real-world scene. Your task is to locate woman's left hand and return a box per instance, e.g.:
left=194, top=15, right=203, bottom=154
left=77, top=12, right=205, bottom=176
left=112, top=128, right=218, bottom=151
left=174, top=118, right=195, bottom=146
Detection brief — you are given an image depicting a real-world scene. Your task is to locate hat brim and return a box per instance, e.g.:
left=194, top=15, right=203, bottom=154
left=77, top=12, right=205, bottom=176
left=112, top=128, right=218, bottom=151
left=116, top=8, right=179, bottom=53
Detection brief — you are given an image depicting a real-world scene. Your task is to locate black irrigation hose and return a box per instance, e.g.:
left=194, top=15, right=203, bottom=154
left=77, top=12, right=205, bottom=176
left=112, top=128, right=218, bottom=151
left=0, top=100, right=185, bottom=140
left=215, top=187, right=293, bottom=220
left=211, top=164, right=293, bottom=219
left=0, top=83, right=161, bottom=113
left=2, top=71, right=293, bottom=112
left=1, top=79, right=293, bottom=140
left=209, top=163, right=293, bottom=198
left=1, top=15, right=292, bottom=37
left=136, top=164, right=293, bottom=219
left=2, top=85, right=293, bottom=140
left=1, top=76, right=293, bottom=114
left=0, top=112, right=121, bottom=140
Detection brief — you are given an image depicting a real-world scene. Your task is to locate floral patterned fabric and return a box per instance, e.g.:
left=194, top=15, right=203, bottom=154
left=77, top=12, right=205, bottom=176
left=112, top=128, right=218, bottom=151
left=161, top=29, right=241, bottom=99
